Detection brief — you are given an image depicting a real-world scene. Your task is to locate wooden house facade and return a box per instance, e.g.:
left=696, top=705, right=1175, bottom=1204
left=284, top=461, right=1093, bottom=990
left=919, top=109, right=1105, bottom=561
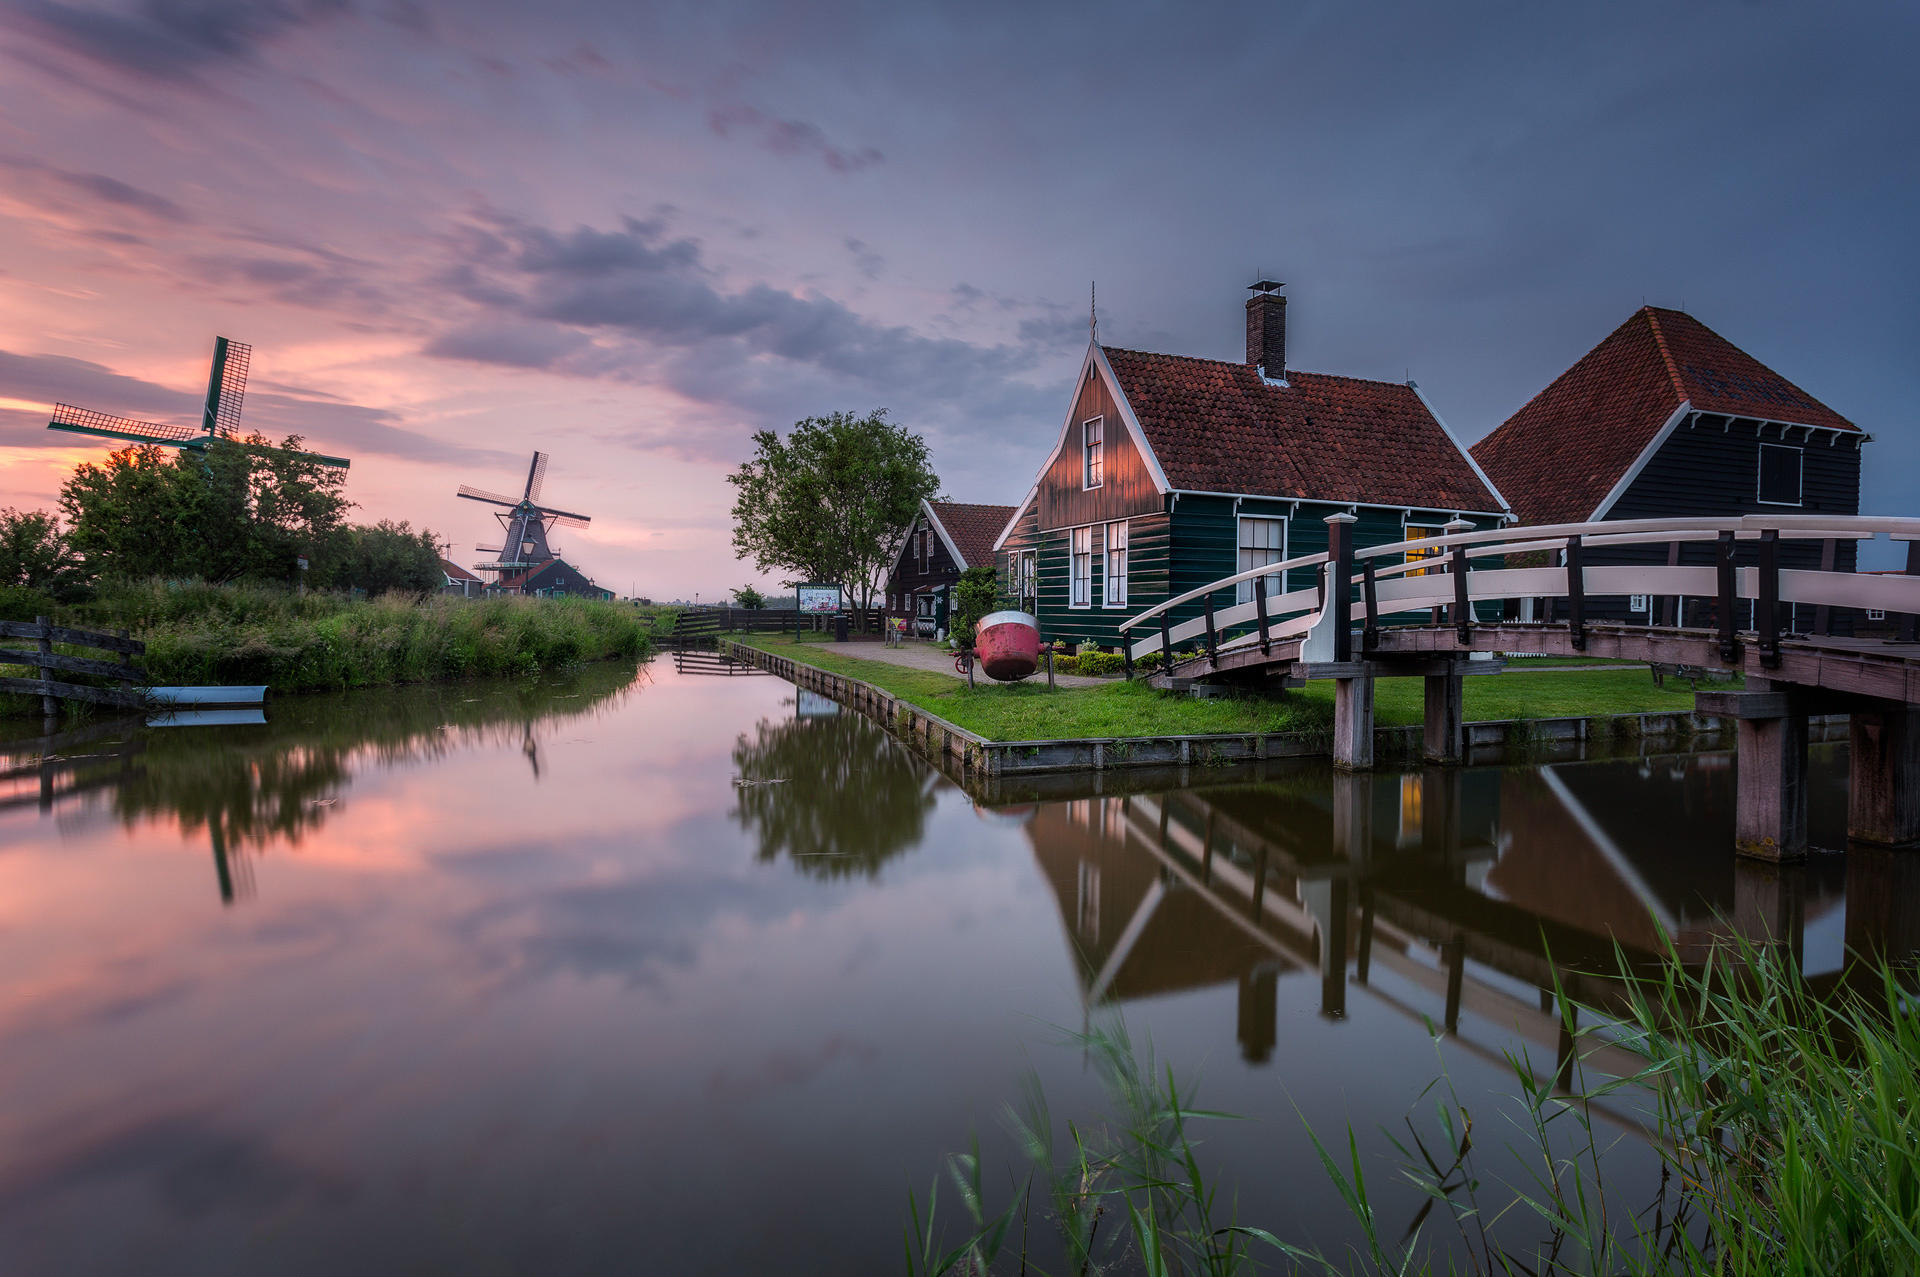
left=882, top=498, right=1017, bottom=635
left=490, top=557, right=612, bottom=600
left=1470, top=307, right=1867, bottom=630
left=992, top=285, right=1511, bottom=649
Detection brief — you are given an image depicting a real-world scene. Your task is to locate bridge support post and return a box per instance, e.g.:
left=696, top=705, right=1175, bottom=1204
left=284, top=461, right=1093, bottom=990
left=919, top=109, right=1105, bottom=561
left=1732, top=858, right=1805, bottom=967
left=1734, top=703, right=1809, bottom=862
left=1847, top=708, right=1920, bottom=847
left=1422, top=668, right=1466, bottom=765
left=1333, top=672, right=1375, bottom=771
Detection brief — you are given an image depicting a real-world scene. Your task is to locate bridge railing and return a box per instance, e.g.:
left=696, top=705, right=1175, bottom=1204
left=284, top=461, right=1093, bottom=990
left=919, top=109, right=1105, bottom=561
left=1118, top=514, right=1920, bottom=675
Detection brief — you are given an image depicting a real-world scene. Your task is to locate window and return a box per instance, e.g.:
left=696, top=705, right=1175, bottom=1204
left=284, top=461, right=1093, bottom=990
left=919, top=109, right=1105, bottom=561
left=1629, top=594, right=1649, bottom=613
left=1104, top=521, right=1129, bottom=606
left=1404, top=524, right=1444, bottom=577
left=1758, top=444, right=1802, bottom=506
left=1018, top=550, right=1037, bottom=608
left=917, top=527, right=930, bottom=573
left=1070, top=526, right=1093, bottom=608
left=1236, top=517, right=1286, bottom=604
left=1082, top=416, right=1104, bottom=489
left=1867, top=608, right=1887, bottom=621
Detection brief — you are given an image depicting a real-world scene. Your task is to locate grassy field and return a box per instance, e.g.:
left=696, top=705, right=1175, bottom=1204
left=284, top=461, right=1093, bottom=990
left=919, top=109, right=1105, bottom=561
left=2, top=580, right=667, bottom=717
left=733, top=635, right=1714, bottom=742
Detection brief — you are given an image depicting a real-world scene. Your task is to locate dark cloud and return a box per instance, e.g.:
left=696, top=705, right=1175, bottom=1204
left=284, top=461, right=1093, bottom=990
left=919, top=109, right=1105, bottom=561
left=844, top=237, right=884, bottom=280
left=423, top=321, right=592, bottom=370
left=0, top=156, right=193, bottom=223
left=11, top=0, right=350, bottom=82
left=707, top=103, right=883, bottom=173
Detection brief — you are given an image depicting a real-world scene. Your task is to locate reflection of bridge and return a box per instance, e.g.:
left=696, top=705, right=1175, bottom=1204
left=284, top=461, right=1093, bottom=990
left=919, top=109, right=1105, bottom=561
left=1019, top=758, right=1903, bottom=1121
left=1120, top=515, right=1920, bottom=858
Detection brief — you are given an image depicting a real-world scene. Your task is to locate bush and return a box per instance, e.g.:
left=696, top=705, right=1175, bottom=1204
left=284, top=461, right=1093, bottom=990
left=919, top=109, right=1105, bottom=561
left=1075, top=651, right=1124, bottom=676
left=1134, top=650, right=1165, bottom=672
left=1050, top=654, right=1080, bottom=674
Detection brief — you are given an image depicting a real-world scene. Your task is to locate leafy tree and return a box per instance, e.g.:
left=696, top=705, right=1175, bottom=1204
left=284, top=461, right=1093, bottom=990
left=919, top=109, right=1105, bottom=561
left=727, top=409, right=938, bottom=626
left=732, top=584, right=766, bottom=610
left=950, top=565, right=999, bottom=646
left=315, top=520, right=444, bottom=595
left=59, top=436, right=350, bottom=583
left=0, top=507, right=93, bottom=601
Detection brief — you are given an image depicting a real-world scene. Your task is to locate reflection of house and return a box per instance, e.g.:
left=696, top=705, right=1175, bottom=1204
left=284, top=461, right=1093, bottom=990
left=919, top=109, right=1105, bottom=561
left=992, top=283, right=1509, bottom=648
left=1470, top=308, right=1866, bottom=630
left=882, top=498, right=1015, bottom=636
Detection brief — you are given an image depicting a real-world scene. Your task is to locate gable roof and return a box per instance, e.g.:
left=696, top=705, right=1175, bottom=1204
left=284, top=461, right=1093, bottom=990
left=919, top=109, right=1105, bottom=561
left=1470, top=307, right=1857, bottom=526
left=493, top=558, right=593, bottom=592
left=927, top=500, right=1016, bottom=569
left=1100, top=347, right=1506, bottom=513
left=441, top=557, right=482, bottom=584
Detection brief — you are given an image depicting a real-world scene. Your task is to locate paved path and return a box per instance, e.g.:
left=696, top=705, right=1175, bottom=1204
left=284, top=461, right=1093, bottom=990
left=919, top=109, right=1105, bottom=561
left=828, top=640, right=1110, bottom=689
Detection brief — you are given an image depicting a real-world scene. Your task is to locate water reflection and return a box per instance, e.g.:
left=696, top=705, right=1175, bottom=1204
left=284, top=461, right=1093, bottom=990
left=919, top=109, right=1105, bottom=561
left=0, top=660, right=645, bottom=905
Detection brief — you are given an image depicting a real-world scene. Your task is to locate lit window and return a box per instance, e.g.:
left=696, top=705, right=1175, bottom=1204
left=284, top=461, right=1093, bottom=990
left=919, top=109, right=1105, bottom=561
left=1404, top=524, right=1443, bottom=577
left=1236, top=517, right=1285, bottom=604
left=1083, top=417, right=1104, bottom=489
left=1758, top=444, right=1802, bottom=506
left=1104, top=521, right=1128, bottom=606
left=1070, top=526, right=1092, bottom=607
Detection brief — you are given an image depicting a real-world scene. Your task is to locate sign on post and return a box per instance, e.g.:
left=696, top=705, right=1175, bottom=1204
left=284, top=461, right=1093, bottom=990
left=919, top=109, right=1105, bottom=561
left=795, top=583, right=843, bottom=642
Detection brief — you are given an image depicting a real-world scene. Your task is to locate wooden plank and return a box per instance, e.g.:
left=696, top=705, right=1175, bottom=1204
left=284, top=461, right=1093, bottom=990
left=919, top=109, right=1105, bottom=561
left=0, top=648, right=144, bottom=682
left=0, top=676, right=145, bottom=708
left=0, top=620, right=144, bottom=654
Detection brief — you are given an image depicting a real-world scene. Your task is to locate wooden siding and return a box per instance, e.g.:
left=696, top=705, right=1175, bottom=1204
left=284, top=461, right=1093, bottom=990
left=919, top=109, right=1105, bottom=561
left=1578, top=415, right=1865, bottom=630
left=883, top=513, right=964, bottom=610
left=1037, top=366, right=1162, bottom=530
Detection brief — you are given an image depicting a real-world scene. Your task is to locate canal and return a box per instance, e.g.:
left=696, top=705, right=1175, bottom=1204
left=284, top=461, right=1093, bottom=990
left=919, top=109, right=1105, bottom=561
left=0, top=655, right=1907, bottom=1273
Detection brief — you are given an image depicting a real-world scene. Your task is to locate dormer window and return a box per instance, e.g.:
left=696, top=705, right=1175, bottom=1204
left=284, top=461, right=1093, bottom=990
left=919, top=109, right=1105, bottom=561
left=1082, top=416, right=1104, bottom=489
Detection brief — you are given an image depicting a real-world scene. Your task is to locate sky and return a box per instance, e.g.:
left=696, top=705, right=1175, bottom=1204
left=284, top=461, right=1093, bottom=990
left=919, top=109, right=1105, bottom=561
left=1, top=0, right=1915, bottom=598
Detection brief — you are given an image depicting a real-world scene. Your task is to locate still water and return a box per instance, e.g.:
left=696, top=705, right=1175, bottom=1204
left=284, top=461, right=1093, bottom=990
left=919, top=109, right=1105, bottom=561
left=0, top=655, right=1908, bottom=1273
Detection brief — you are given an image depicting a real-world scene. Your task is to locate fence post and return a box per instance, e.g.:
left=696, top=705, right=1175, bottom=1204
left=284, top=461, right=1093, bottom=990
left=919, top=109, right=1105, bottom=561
left=1203, top=594, right=1219, bottom=667
left=1758, top=528, right=1782, bottom=667
left=1326, top=513, right=1356, bottom=663
left=1445, top=518, right=1474, bottom=644
left=1254, top=578, right=1271, bottom=654
left=1716, top=530, right=1739, bottom=662
left=1901, top=540, right=1920, bottom=645
left=1361, top=558, right=1379, bottom=652
left=1160, top=611, right=1172, bottom=670
left=35, top=616, right=55, bottom=720
left=1564, top=537, right=1587, bottom=652
left=1123, top=632, right=1134, bottom=680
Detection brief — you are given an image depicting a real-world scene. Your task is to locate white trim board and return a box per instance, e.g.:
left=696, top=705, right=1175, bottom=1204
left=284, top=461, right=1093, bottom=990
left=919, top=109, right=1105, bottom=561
left=1408, top=379, right=1514, bottom=518
left=1587, top=402, right=1693, bottom=521
left=921, top=498, right=972, bottom=568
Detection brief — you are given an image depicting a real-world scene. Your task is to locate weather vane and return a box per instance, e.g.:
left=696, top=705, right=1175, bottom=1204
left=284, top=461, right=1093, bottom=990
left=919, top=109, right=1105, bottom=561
left=1090, top=281, right=1098, bottom=342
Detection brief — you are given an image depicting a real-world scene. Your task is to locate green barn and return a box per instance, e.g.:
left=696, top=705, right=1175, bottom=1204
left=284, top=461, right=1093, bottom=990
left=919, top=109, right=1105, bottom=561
left=992, top=283, right=1512, bottom=649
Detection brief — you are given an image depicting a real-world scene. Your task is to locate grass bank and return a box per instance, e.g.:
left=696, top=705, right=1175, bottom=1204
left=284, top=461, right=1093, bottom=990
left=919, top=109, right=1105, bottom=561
left=733, top=635, right=1713, bottom=742
left=2, top=580, right=663, bottom=714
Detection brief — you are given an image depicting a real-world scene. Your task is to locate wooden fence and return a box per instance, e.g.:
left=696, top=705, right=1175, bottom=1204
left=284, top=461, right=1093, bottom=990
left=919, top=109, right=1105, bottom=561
left=670, top=607, right=886, bottom=639
left=0, top=617, right=146, bottom=713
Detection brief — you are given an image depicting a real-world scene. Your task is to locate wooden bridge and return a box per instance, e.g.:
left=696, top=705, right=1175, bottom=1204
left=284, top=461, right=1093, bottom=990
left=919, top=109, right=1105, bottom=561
left=1118, top=514, right=1920, bottom=860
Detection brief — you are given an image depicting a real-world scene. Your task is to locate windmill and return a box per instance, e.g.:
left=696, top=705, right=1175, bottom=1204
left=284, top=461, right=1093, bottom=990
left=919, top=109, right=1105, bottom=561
left=46, top=336, right=351, bottom=469
left=458, top=451, right=592, bottom=583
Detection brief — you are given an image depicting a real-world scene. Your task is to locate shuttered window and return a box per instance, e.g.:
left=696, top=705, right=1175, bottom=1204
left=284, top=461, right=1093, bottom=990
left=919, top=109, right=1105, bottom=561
left=1758, top=444, right=1802, bottom=506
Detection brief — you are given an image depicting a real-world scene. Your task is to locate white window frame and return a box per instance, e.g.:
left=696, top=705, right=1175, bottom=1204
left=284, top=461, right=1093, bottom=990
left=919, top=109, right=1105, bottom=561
left=1069, top=525, right=1093, bottom=609
left=1082, top=416, right=1105, bottom=490
left=1629, top=594, right=1649, bottom=613
left=1103, top=520, right=1129, bottom=607
left=1235, top=515, right=1287, bottom=605
left=1867, top=607, right=1887, bottom=621
left=1756, top=442, right=1804, bottom=507
left=1403, top=522, right=1445, bottom=578
left=1018, top=550, right=1037, bottom=608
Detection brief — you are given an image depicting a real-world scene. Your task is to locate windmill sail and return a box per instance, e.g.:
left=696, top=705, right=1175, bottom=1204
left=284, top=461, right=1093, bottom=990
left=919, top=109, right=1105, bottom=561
left=48, top=404, right=198, bottom=445
left=201, top=336, right=251, bottom=435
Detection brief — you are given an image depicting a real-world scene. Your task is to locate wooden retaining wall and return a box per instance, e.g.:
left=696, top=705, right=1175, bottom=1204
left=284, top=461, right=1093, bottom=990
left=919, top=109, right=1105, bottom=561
left=720, top=641, right=1848, bottom=782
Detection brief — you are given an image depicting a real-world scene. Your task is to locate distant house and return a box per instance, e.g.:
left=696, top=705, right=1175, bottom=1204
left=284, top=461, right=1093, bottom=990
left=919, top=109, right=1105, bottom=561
left=883, top=498, right=1016, bottom=635
left=1470, top=307, right=1867, bottom=630
left=489, top=557, right=612, bottom=600
left=440, top=557, right=485, bottom=598
left=992, top=283, right=1511, bottom=648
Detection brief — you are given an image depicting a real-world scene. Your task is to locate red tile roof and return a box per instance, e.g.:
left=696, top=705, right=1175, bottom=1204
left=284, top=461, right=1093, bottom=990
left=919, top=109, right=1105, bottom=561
left=441, top=557, right=482, bottom=583
left=928, top=500, right=1017, bottom=568
left=1101, top=347, right=1505, bottom=513
left=1471, top=307, right=1855, bottom=526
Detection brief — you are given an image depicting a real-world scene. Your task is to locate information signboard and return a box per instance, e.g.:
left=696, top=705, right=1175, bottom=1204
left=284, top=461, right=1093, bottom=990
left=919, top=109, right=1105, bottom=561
left=796, top=583, right=843, bottom=615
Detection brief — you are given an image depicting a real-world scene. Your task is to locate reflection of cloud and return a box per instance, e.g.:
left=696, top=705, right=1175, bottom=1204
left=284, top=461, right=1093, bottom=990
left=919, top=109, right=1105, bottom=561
left=0, top=1111, right=348, bottom=1221
left=703, top=1035, right=881, bottom=1103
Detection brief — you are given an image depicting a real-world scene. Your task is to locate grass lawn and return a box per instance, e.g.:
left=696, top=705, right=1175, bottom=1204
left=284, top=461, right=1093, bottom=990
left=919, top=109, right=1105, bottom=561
left=732, top=635, right=1717, bottom=742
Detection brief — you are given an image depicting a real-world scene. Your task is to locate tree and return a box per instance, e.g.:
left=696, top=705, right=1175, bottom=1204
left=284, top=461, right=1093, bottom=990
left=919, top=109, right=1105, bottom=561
left=732, top=584, right=766, bottom=610
left=949, top=565, right=999, bottom=647
left=315, top=520, right=444, bottom=595
left=59, top=435, right=350, bottom=583
left=0, top=507, right=92, bottom=601
left=727, top=410, right=938, bottom=626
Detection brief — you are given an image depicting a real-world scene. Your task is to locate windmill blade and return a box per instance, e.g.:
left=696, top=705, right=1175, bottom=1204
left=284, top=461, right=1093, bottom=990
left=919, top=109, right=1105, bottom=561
left=475, top=544, right=502, bottom=554
left=524, top=451, right=549, bottom=503
left=535, top=505, right=592, bottom=527
left=201, top=336, right=251, bottom=436
left=457, top=485, right=519, bottom=506
left=206, top=433, right=351, bottom=469
left=49, top=403, right=197, bottom=444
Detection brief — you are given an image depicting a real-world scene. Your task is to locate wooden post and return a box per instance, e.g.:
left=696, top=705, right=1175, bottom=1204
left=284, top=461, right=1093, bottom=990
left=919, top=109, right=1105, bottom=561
left=1901, top=540, right=1920, bottom=645
left=1361, top=558, right=1378, bottom=651
left=1423, top=667, right=1465, bottom=764
left=1662, top=539, right=1682, bottom=627
left=1735, top=704, right=1809, bottom=862
left=1847, top=709, right=1920, bottom=847
left=1715, top=530, right=1739, bottom=662
left=1254, top=577, right=1271, bottom=654
left=1757, top=527, right=1781, bottom=668
left=1045, top=646, right=1055, bottom=691
left=1203, top=595, right=1219, bottom=666
left=1333, top=669, right=1374, bottom=771
left=1160, top=611, right=1172, bottom=671
left=1564, top=536, right=1586, bottom=651
left=1444, top=518, right=1474, bottom=643
left=1122, top=633, right=1133, bottom=680
left=1325, top=513, right=1355, bottom=663
left=35, top=615, right=55, bottom=721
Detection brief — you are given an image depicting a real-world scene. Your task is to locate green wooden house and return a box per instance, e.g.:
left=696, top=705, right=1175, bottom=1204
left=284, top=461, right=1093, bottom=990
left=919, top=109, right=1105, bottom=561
left=992, top=284, right=1511, bottom=648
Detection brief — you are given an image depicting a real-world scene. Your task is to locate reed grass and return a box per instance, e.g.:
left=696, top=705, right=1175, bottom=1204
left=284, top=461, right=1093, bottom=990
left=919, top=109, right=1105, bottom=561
left=910, top=941, right=1920, bottom=1275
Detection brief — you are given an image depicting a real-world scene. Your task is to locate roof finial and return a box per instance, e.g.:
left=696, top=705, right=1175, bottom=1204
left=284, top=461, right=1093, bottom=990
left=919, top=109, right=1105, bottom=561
left=1090, top=280, right=1098, bottom=343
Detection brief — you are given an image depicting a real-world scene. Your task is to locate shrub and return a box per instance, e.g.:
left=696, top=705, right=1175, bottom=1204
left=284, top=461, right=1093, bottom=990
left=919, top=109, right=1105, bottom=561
left=1134, top=650, right=1165, bottom=672
left=1050, top=654, right=1080, bottom=674
left=1076, top=651, right=1124, bottom=676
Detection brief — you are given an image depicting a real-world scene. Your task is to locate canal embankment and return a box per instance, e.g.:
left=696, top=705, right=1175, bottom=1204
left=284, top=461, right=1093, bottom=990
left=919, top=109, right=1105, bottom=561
left=722, top=636, right=1848, bottom=779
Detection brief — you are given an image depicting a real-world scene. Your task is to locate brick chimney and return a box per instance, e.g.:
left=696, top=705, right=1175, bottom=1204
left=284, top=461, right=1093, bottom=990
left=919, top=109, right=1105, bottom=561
left=1245, top=280, right=1286, bottom=377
